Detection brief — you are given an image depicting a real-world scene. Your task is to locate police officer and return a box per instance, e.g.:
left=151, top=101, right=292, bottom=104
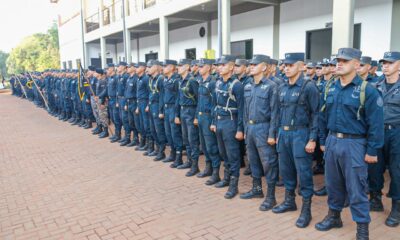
left=272, top=53, right=319, bottom=229
left=315, top=48, right=384, bottom=240
left=106, top=63, right=122, bottom=142
left=306, top=62, right=318, bottom=81
left=147, top=60, right=167, bottom=161
left=369, top=60, right=379, bottom=78
left=124, top=63, right=140, bottom=147
left=135, top=62, right=151, bottom=152
left=94, top=68, right=109, bottom=138
left=357, top=56, right=378, bottom=85
left=240, top=55, right=279, bottom=212
left=159, top=60, right=184, bottom=167
left=88, top=66, right=103, bottom=135
left=195, top=59, right=222, bottom=185
left=176, top=59, right=200, bottom=177
left=116, top=62, right=130, bottom=145
left=210, top=55, right=244, bottom=199
left=369, top=51, right=400, bottom=227
left=234, top=59, right=252, bottom=175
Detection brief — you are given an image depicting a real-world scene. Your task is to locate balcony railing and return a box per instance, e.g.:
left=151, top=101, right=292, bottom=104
left=85, top=12, right=100, bottom=33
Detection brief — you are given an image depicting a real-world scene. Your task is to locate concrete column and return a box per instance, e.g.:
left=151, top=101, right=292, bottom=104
left=331, top=0, right=355, bottom=54
left=272, top=4, right=280, bottom=59
left=391, top=0, right=400, bottom=50
left=100, top=37, right=107, bottom=68
left=159, top=16, right=169, bottom=60
left=221, top=0, right=231, bottom=55
left=207, top=21, right=212, bottom=51
left=126, top=31, right=132, bottom=63
left=98, top=0, right=104, bottom=27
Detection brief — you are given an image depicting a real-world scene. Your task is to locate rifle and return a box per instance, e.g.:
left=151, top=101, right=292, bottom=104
left=15, top=75, right=28, bottom=98
left=28, top=72, right=50, bottom=111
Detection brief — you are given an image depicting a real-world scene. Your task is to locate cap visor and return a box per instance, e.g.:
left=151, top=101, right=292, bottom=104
left=334, top=54, right=353, bottom=61
left=379, top=58, right=396, bottom=63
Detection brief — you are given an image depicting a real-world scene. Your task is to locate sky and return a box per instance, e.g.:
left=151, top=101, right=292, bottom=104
left=0, top=0, right=58, bottom=53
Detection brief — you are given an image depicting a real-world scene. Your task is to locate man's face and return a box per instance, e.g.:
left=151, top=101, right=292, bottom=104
left=107, top=67, right=114, bottom=76
left=178, top=64, right=189, bottom=75
left=117, top=65, right=125, bottom=73
left=136, top=66, right=145, bottom=75
left=316, top=67, right=322, bottom=77
left=369, top=66, right=378, bottom=75
left=219, top=62, right=234, bottom=76
left=382, top=60, right=400, bottom=76
left=147, top=65, right=158, bottom=75
left=336, top=59, right=360, bottom=76
left=357, top=64, right=371, bottom=76
left=191, top=65, right=199, bottom=73
left=284, top=62, right=303, bottom=78
left=306, top=67, right=316, bottom=76
left=234, top=65, right=246, bottom=75
left=250, top=63, right=266, bottom=76
left=321, top=66, right=330, bottom=75
left=199, top=65, right=210, bottom=76
left=127, top=66, right=135, bottom=74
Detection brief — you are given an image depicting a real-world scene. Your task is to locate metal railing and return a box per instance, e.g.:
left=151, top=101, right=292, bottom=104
left=85, top=12, right=100, bottom=33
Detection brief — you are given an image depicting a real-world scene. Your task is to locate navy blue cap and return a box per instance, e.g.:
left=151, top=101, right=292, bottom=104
left=198, top=58, right=214, bottom=67
left=249, top=55, right=270, bottom=65
left=118, top=61, right=128, bottom=67
left=95, top=68, right=105, bottom=75
left=128, top=63, right=136, bottom=67
left=235, top=59, right=249, bottom=66
left=88, top=66, right=96, bottom=71
left=164, top=59, right=178, bottom=66
left=270, top=59, right=278, bottom=65
left=329, top=56, right=337, bottom=65
left=316, top=62, right=323, bottom=68
left=371, top=60, right=378, bottom=67
left=106, top=63, right=115, bottom=68
left=135, top=62, right=146, bottom=67
left=306, top=61, right=316, bottom=68
left=191, top=60, right=199, bottom=66
left=283, top=53, right=305, bottom=64
left=147, top=60, right=161, bottom=67
left=321, top=58, right=330, bottom=66
left=178, top=59, right=192, bottom=66
left=379, top=51, right=400, bottom=63
left=360, top=56, right=372, bottom=65
left=335, top=48, right=362, bottom=61
left=219, top=55, right=237, bottom=64
left=214, top=58, right=221, bottom=65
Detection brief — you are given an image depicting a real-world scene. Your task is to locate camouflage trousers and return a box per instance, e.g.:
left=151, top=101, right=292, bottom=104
left=90, top=96, right=100, bottom=124
left=98, top=103, right=109, bottom=127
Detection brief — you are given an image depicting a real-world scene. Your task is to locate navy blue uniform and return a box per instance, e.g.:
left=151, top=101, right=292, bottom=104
left=125, top=74, right=140, bottom=142
left=149, top=74, right=167, bottom=151
left=319, top=75, right=384, bottom=223
left=136, top=74, right=151, bottom=139
left=116, top=73, right=129, bottom=136
left=107, top=75, right=121, bottom=133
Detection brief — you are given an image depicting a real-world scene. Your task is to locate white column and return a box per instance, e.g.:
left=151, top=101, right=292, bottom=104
left=159, top=16, right=169, bottom=60
left=221, top=0, right=231, bottom=55
left=332, top=0, right=355, bottom=54
left=98, top=0, right=104, bottom=27
left=272, top=4, right=280, bottom=59
left=126, top=31, right=132, bottom=62
left=391, top=0, right=400, bottom=50
left=100, top=37, right=107, bottom=68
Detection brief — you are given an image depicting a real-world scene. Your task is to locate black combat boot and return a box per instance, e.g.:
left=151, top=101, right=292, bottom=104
left=136, top=137, right=146, bottom=151
left=162, top=150, right=176, bottom=163
left=154, top=144, right=166, bottom=161
left=243, top=165, right=252, bottom=176
left=205, top=167, right=221, bottom=186
left=314, top=186, right=327, bottom=196
left=143, top=138, right=154, bottom=156
left=177, top=157, right=192, bottom=170
left=296, top=198, right=312, bottom=228
left=369, top=191, right=384, bottom=212
left=91, top=124, right=100, bottom=134
left=259, top=184, right=277, bottom=211
left=148, top=144, right=158, bottom=157
left=110, top=130, right=121, bottom=143
left=68, top=115, right=76, bottom=123
left=385, top=200, right=400, bottom=227
left=272, top=190, right=297, bottom=213
left=170, top=152, right=183, bottom=168
left=215, top=168, right=230, bottom=188
left=84, top=120, right=93, bottom=129
left=78, top=118, right=85, bottom=126
left=240, top=178, right=264, bottom=199
left=93, top=125, right=103, bottom=135
left=99, top=127, right=109, bottom=138
left=71, top=117, right=80, bottom=125
left=356, top=223, right=369, bottom=240
left=224, top=176, right=239, bottom=199
left=315, top=209, right=343, bottom=231
left=126, top=136, right=138, bottom=147
left=186, top=159, right=200, bottom=177
left=197, top=161, right=212, bottom=178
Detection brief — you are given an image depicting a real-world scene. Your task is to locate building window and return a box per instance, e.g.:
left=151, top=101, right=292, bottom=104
left=185, top=48, right=196, bottom=60
left=231, top=39, right=253, bottom=60
left=62, top=62, right=67, bottom=70
left=68, top=61, right=73, bottom=69
left=144, top=0, right=156, bottom=9
left=145, top=52, right=158, bottom=62
left=306, top=24, right=361, bottom=61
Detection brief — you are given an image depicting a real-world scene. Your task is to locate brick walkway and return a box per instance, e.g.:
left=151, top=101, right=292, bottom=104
left=0, top=92, right=397, bottom=240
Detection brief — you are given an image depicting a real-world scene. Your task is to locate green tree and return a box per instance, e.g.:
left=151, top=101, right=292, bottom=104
left=6, top=23, right=60, bottom=74
left=0, top=50, right=9, bottom=78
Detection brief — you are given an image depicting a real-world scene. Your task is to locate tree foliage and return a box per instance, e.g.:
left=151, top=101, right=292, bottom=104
left=6, top=23, right=60, bottom=74
left=0, top=50, right=9, bottom=77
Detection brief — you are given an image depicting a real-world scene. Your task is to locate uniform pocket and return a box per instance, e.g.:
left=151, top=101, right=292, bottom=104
left=293, top=130, right=310, bottom=158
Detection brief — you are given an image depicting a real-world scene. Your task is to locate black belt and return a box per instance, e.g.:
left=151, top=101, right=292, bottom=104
left=198, top=111, right=211, bottom=116
left=126, top=98, right=137, bottom=102
left=281, top=125, right=307, bottom=131
left=248, top=119, right=269, bottom=125
left=385, top=124, right=400, bottom=130
left=217, top=115, right=237, bottom=120
left=164, top=103, right=175, bottom=108
left=330, top=131, right=365, bottom=139
left=181, top=105, right=196, bottom=109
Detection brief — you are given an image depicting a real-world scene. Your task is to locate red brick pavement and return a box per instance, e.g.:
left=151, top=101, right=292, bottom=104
left=0, top=93, right=398, bottom=240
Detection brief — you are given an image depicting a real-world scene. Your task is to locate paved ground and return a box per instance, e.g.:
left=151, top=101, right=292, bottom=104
left=0, top=92, right=398, bottom=240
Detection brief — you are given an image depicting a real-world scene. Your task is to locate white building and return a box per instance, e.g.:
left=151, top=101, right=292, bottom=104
left=53, top=0, right=400, bottom=69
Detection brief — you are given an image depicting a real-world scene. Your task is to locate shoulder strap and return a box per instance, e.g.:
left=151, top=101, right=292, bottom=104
left=290, top=79, right=311, bottom=126
left=357, top=80, right=368, bottom=120
left=320, top=78, right=336, bottom=112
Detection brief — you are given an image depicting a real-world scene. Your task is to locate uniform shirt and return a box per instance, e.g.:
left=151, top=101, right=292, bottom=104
left=124, top=74, right=138, bottom=99
left=319, top=75, right=384, bottom=156
left=245, top=77, right=279, bottom=139
left=159, top=73, right=180, bottom=115
left=107, top=75, right=117, bottom=97
left=214, top=76, right=244, bottom=132
left=178, top=73, right=198, bottom=107
left=278, top=75, right=319, bottom=141
left=90, top=76, right=98, bottom=95
left=136, top=74, right=149, bottom=101
left=116, top=73, right=128, bottom=97
left=70, top=78, right=77, bottom=100
left=148, top=74, right=163, bottom=104
left=270, top=75, right=285, bottom=86
left=376, top=76, right=400, bottom=126
left=196, top=75, right=217, bottom=117
left=96, top=78, right=108, bottom=104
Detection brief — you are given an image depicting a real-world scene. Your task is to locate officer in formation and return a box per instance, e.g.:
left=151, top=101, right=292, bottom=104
left=11, top=49, right=400, bottom=240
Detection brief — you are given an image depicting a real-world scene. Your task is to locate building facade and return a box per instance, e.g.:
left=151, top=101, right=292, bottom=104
left=54, top=0, right=400, bottom=69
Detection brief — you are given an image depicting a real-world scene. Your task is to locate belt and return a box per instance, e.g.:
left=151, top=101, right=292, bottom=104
left=126, top=98, right=137, bottom=102
left=181, top=105, right=196, bottom=109
left=164, top=103, right=175, bottom=108
left=248, top=119, right=269, bottom=125
left=281, top=125, right=307, bottom=131
left=385, top=124, right=400, bottom=130
left=117, top=96, right=125, bottom=99
left=198, top=111, right=211, bottom=116
left=217, top=115, right=237, bottom=120
left=330, top=131, right=365, bottom=139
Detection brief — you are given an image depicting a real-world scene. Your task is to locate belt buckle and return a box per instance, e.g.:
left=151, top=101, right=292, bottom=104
left=217, top=115, right=221, bottom=120
left=165, top=104, right=167, bottom=107
left=388, top=125, right=393, bottom=130
left=283, top=126, right=290, bottom=131
left=337, top=133, right=344, bottom=138
left=249, top=120, right=254, bottom=124
left=199, top=112, right=203, bottom=116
